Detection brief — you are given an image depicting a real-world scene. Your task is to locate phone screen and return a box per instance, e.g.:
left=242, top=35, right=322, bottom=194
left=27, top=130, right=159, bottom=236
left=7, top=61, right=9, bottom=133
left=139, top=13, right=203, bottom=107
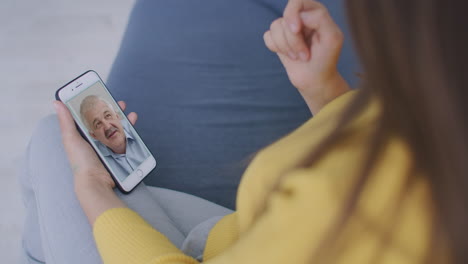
left=63, top=79, right=154, bottom=185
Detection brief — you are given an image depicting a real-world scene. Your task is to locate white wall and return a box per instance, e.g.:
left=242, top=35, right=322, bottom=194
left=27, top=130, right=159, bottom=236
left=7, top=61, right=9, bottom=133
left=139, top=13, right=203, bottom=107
left=0, top=0, right=135, bottom=262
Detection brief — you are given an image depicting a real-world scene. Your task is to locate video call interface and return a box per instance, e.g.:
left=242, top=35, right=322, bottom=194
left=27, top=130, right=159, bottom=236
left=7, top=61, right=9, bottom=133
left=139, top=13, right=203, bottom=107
left=66, top=81, right=151, bottom=182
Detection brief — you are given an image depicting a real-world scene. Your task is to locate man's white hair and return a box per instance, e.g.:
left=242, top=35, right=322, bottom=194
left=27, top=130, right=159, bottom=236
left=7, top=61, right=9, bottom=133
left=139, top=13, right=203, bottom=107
left=80, top=95, right=117, bottom=131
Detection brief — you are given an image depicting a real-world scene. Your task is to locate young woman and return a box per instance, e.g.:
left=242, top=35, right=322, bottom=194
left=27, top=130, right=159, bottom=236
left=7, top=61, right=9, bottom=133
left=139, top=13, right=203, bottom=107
left=49, top=0, right=467, bottom=263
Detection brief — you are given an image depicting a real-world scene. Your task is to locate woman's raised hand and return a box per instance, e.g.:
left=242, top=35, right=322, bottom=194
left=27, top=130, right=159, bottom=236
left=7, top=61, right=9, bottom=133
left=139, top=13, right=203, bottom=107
left=264, top=0, right=349, bottom=113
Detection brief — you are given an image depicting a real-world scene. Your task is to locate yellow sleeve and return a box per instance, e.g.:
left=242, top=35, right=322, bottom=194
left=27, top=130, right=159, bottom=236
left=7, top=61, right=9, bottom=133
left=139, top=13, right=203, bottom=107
left=202, top=170, right=343, bottom=264
left=203, top=169, right=423, bottom=264
left=92, top=173, right=340, bottom=264
left=92, top=172, right=338, bottom=264
left=93, top=208, right=198, bottom=264
left=203, top=213, right=239, bottom=261
left=93, top=173, right=422, bottom=264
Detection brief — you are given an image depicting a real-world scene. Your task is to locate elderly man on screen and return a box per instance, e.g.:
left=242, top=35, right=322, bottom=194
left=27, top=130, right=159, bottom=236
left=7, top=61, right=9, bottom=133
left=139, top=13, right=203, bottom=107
left=80, top=95, right=149, bottom=182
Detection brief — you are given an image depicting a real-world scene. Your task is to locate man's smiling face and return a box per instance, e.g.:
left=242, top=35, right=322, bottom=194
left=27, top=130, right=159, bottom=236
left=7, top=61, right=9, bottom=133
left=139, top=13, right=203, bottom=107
left=84, top=100, right=126, bottom=154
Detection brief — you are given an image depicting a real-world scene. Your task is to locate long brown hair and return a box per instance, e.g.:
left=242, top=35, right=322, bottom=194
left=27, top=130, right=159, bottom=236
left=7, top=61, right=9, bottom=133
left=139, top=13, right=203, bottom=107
left=345, top=0, right=468, bottom=262
left=258, top=0, right=468, bottom=263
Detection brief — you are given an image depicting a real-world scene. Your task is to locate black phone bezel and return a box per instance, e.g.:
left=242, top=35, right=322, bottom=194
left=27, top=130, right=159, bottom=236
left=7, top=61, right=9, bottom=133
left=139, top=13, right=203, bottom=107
left=55, top=70, right=156, bottom=194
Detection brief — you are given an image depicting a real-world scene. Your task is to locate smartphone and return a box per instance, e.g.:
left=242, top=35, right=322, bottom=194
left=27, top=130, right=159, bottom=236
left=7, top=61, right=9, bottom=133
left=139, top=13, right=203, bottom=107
left=55, top=70, right=156, bottom=193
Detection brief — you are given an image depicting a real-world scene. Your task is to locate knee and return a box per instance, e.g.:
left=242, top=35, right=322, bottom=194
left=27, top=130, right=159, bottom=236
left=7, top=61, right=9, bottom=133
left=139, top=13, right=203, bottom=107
left=25, top=114, right=73, bottom=186
left=19, top=115, right=63, bottom=197
left=27, top=114, right=60, bottom=153
left=31, top=114, right=61, bottom=141
left=27, top=114, right=66, bottom=168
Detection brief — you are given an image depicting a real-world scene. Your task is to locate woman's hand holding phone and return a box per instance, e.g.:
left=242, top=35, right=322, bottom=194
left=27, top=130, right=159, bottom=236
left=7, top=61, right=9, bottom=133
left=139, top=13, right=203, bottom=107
left=54, top=99, right=137, bottom=225
left=263, top=0, right=350, bottom=114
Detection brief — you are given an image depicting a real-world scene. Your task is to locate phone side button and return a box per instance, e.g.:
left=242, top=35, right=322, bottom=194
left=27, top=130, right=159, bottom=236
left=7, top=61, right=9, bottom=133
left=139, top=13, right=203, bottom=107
left=136, top=169, right=144, bottom=178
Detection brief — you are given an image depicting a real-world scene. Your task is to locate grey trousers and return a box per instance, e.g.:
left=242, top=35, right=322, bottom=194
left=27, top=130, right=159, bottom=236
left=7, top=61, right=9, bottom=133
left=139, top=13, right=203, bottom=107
left=18, top=115, right=233, bottom=263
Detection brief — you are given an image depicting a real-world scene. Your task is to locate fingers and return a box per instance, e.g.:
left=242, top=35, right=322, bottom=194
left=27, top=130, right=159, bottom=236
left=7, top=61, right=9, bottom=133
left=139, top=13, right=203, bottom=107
left=300, top=9, right=343, bottom=45
left=283, top=0, right=324, bottom=33
left=269, top=19, right=291, bottom=57
left=283, top=0, right=304, bottom=33
left=127, top=112, right=138, bottom=125
left=282, top=19, right=309, bottom=61
left=117, top=100, right=126, bottom=111
left=264, top=18, right=309, bottom=61
left=117, top=100, right=138, bottom=125
left=53, top=101, right=80, bottom=142
left=264, top=0, right=329, bottom=61
left=264, top=1, right=343, bottom=61
left=264, top=30, right=278, bottom=53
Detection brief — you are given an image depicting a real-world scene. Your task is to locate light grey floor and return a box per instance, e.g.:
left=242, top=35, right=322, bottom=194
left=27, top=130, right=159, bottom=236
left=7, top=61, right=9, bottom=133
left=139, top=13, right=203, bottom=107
left=0, top=0, right=135, bottom=262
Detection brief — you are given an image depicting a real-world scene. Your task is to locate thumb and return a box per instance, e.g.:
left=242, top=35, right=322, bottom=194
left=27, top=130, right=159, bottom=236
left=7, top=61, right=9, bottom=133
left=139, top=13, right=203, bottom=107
left=53, top=101, right=81, bottom=142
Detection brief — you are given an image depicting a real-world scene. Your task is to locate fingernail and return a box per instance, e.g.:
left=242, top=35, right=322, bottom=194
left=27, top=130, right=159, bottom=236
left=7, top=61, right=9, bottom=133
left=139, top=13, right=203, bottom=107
left=288, top=51, right=298, bottom=60
left=299, top=52, right=308, bottom=62
left=289, top=22, right=299, bottom=33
